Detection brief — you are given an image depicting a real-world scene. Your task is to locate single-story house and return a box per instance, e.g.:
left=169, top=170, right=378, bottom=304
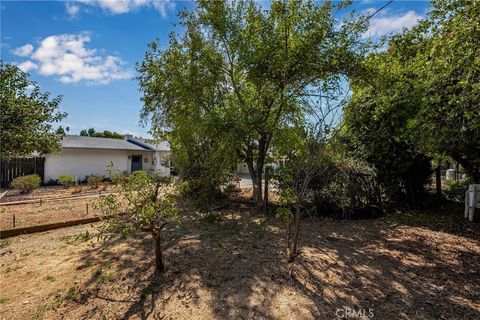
left=42, top=135, right=171, bottom=183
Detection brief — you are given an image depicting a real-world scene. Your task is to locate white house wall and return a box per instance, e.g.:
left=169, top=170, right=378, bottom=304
left=44, top=149, right=130, bottom=183
left=43, top=148, right=170, bottom=183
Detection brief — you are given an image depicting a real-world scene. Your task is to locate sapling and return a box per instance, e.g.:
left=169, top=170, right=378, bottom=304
left=96, top=170, right=185, bottom=272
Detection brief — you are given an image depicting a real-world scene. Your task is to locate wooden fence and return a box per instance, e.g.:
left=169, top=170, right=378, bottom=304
left=0, top=157, right=45, bottom=188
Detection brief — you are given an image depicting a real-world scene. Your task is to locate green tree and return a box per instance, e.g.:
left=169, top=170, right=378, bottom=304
left=347, top=0, right=480, bottom=187
left=138, top=0, right=367, bottom=205
left=55, top=126, right=66, bottom=135
left=0, top=62, right=66, bottom=159
left=274, top=88, right=346, bottom=262
left=408, top=0, right=480, bottom=182
left=78, top=128, right=124, bottom=139
left=343, top=51, right=433, bottom=207
left=96, top=171, right=185, bottom=272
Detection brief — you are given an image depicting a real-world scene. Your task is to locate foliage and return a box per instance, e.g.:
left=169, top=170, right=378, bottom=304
left=310, top=160, right=380, bottom=210
left=344, top=0, right=479, bottom=189
left=444, top=179, right=471, bottom=202
left=138, top=0, right=369, bottom=205
left=0, top=62, right=66, bottom=159
left=96, top=170, right=185, bottom=272
left=273, top=109, right=343, bottom=261
left=57, top=175, right=76, bottom=187
left=342, top=37, right=433, bottom=208
left=406, top=0, right=480, bottom=182
left=55, top=126, right=69, bottom=135
left=87, top=175, right=103, bottom=189
left=79, top=128, right=123, bottom=139
left=10, top=174, right=41, bottom=194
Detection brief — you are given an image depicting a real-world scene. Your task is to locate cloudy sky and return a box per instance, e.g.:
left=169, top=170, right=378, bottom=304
left=1, top=0, right=430, bottom=137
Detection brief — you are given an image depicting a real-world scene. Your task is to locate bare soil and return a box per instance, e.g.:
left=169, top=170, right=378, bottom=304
left=0, top=202, right=479, bottom=320
left=1, top=185, right=114, bottom=203
left=0, top=197, right=100, bottom=230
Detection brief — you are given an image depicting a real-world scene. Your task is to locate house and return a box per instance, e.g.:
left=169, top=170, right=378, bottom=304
left=42, top=135, right=171, bottom=183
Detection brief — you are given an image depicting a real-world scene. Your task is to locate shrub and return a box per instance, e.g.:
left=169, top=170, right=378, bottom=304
left=57, top=175, right=76, bottom=187
left=87, top=175, right=103, bottom=189
left=444, top=179, right=471, bottom=202
left=10, top=174, right=41, bottom=194
left=71, top=185, right=83, bottom=194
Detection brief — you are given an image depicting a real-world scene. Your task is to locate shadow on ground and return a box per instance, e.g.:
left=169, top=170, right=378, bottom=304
left=48, top=201, right=480, bottom=320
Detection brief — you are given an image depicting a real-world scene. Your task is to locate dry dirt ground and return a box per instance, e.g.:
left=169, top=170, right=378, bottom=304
left=0, top=197, right=101, bottom=230
left=0, top=202, right=479, bottom=320
left=0, top=185, right=114, bottom=203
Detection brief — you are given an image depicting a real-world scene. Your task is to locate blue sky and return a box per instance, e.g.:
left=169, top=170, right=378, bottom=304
left=1, top=0, right=430, bottom=138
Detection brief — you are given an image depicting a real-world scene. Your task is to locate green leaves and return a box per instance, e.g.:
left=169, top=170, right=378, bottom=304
left=0, top=62, right=66, bottom=159
left=96, top=170, right=183, bottom=235
left=138, top=0, right=368, bottom=201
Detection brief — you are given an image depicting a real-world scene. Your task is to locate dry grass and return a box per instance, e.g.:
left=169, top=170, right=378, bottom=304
left=0, top=202, right=479, bottom=319
left=0, top=197, right=100, bottom=230
left=1, top=185, right=115, bottom=203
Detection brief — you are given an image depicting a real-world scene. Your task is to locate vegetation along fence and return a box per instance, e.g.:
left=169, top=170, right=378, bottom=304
left=0, top=157, right=45, bottom=188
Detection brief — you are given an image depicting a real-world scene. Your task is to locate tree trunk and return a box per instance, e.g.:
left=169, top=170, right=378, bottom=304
left=256, top=165, right=263, bottom=206
left=246, top=158, right=264, bottom=205
left=288, top=206, right=302, bottom=263
left=435, top=166, right=442, bottom=203
left=246, top=158, right=259, bottom=200
left=452, top=156, right=480, bottom=183
left=152, top=231, right=164, bottom=272
left=263, top=169, right=269, bottom=214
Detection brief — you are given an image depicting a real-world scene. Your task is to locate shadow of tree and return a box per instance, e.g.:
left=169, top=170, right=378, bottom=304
left=48, top=203, right=480, bottom=320
left=292, top=218, right=480, bottom=319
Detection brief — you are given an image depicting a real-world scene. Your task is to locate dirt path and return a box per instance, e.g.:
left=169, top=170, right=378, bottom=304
left=0, top=205, right=479, bottom=319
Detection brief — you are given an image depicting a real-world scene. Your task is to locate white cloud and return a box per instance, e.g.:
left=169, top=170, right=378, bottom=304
left=66, top=2, right=80, bottom=17
left=11, top=43, right=34, bottom=56
left=17, top=60, right=38, bottom=72
left=364, top=10, right=422, bottom=38
left=73, top=0, right=175, bottom=17
left=13, top=33, right=132, bottom=85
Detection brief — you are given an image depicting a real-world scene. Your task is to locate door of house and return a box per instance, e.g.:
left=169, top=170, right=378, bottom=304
left=131, top=155, right=142, bottom=172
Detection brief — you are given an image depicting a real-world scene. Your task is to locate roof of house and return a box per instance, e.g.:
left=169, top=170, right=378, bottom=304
left=129, top=138, right=170, bottom=152
left=61, top=135, right=154, bottom=151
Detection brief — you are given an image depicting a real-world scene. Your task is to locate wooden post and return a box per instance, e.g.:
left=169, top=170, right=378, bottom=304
left=13, top=214, right=15, bottom=228
left=86, top=203, right=89, bottom=215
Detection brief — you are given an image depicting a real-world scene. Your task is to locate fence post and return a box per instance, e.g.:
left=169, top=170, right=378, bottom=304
left=86, top=203, right=89, bottom=215
left=13, top=214, right=15, bottom=228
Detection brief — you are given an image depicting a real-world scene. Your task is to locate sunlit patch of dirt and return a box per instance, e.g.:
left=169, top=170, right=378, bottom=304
left=1, top=204, right=479, bottom=319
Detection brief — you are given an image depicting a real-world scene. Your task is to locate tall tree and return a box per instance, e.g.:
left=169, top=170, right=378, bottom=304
left=138, top=0, right=367, bottom=204
left=408, top=0, right=480, bottom=182
left=0, top=62, right=66, bottom=159
left=343, top=51, right=433, bottom=208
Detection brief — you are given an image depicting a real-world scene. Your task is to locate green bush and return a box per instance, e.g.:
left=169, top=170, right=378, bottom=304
left=10, top=174, right=41, bottom=194
left=444, top=179, right=471, bottom=202
left=57, top=175, right=76, bottom=187
left=87, top=175, right=103, bottom=189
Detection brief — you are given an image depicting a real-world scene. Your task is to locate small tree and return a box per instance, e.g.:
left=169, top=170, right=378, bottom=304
left=96, top=170, right=184, bottom=272
left=275, top=83, right=345, bottom=262
left=275, top=130, right=330, bottom=262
